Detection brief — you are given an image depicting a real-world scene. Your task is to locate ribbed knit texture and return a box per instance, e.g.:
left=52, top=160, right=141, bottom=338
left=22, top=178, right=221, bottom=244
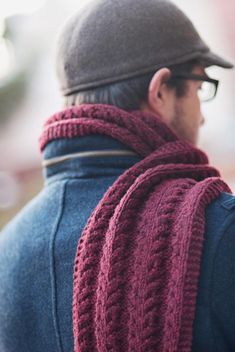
left=40, top=104, right=231, bottom=352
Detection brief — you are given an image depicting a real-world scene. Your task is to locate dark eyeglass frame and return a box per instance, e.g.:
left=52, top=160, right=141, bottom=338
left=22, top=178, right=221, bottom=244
left=168, top=73, right=219, bottom=102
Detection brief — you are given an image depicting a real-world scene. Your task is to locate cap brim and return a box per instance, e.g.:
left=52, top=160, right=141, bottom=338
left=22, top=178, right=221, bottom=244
left=199, top=51, right=234, bottom=69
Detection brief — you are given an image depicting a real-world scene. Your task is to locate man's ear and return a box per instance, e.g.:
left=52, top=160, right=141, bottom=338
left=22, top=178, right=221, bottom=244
left=147, top=68, right=172, bottom=118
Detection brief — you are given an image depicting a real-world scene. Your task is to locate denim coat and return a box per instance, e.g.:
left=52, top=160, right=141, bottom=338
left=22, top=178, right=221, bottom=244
left=0, top=135, right=235, bottom=352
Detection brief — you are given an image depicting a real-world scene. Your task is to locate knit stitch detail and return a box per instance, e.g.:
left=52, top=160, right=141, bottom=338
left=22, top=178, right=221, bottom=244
left=40, top=104, right=231, bottom=352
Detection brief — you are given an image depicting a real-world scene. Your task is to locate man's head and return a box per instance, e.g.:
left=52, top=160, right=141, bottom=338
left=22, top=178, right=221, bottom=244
left=55, top=0, right=233, bottom=145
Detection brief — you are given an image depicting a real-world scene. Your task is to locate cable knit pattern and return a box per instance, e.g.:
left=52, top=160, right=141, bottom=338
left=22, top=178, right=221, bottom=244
left=40, top=104, right=231, bottom=352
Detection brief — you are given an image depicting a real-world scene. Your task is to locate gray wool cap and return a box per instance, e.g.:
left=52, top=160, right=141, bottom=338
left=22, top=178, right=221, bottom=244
left=56, top=0, right=233, bottom=96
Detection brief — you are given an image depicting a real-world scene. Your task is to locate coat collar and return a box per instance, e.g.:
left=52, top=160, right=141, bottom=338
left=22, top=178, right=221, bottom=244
left=42, top=135, right=141, bottom=183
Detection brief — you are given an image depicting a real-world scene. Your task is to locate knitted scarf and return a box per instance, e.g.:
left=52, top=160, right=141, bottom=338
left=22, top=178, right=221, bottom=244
left=40, top=104, right=231, bottom=352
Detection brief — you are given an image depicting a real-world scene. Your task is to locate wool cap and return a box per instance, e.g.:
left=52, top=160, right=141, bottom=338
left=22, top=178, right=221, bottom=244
left=56, top=0, right=233, bottom=96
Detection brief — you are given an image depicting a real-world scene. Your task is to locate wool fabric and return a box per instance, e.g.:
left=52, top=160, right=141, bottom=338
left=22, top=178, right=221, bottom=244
left=40, top=104, right=231, bottom=352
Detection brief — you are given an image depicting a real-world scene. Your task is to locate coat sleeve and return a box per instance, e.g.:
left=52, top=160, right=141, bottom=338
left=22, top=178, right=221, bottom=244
left=193, top=192, right=235, bottom=352
left=211, top=214, right=235, bottom=350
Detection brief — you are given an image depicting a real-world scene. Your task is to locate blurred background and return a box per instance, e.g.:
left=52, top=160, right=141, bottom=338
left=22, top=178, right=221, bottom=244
left=0, top=0, right=235, bottom=228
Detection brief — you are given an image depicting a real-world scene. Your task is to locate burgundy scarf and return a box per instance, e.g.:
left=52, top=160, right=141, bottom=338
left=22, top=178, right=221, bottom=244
left=40, top=104, right=231, bottom=352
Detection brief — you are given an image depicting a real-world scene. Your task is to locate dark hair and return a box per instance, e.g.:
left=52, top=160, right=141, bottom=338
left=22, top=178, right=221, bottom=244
left=64, top=59, right=201, bottom=110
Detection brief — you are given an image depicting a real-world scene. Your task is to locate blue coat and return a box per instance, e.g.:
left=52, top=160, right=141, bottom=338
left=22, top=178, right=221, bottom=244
left=0, top=135, right=235, bottom=352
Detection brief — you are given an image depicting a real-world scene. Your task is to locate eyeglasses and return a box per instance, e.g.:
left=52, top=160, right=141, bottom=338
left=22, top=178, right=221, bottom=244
left=168, top=73, right=219, bottom=102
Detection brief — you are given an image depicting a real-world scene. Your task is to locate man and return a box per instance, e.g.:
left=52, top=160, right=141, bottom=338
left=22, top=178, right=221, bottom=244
left=0, top=0, right=234, bottom=351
